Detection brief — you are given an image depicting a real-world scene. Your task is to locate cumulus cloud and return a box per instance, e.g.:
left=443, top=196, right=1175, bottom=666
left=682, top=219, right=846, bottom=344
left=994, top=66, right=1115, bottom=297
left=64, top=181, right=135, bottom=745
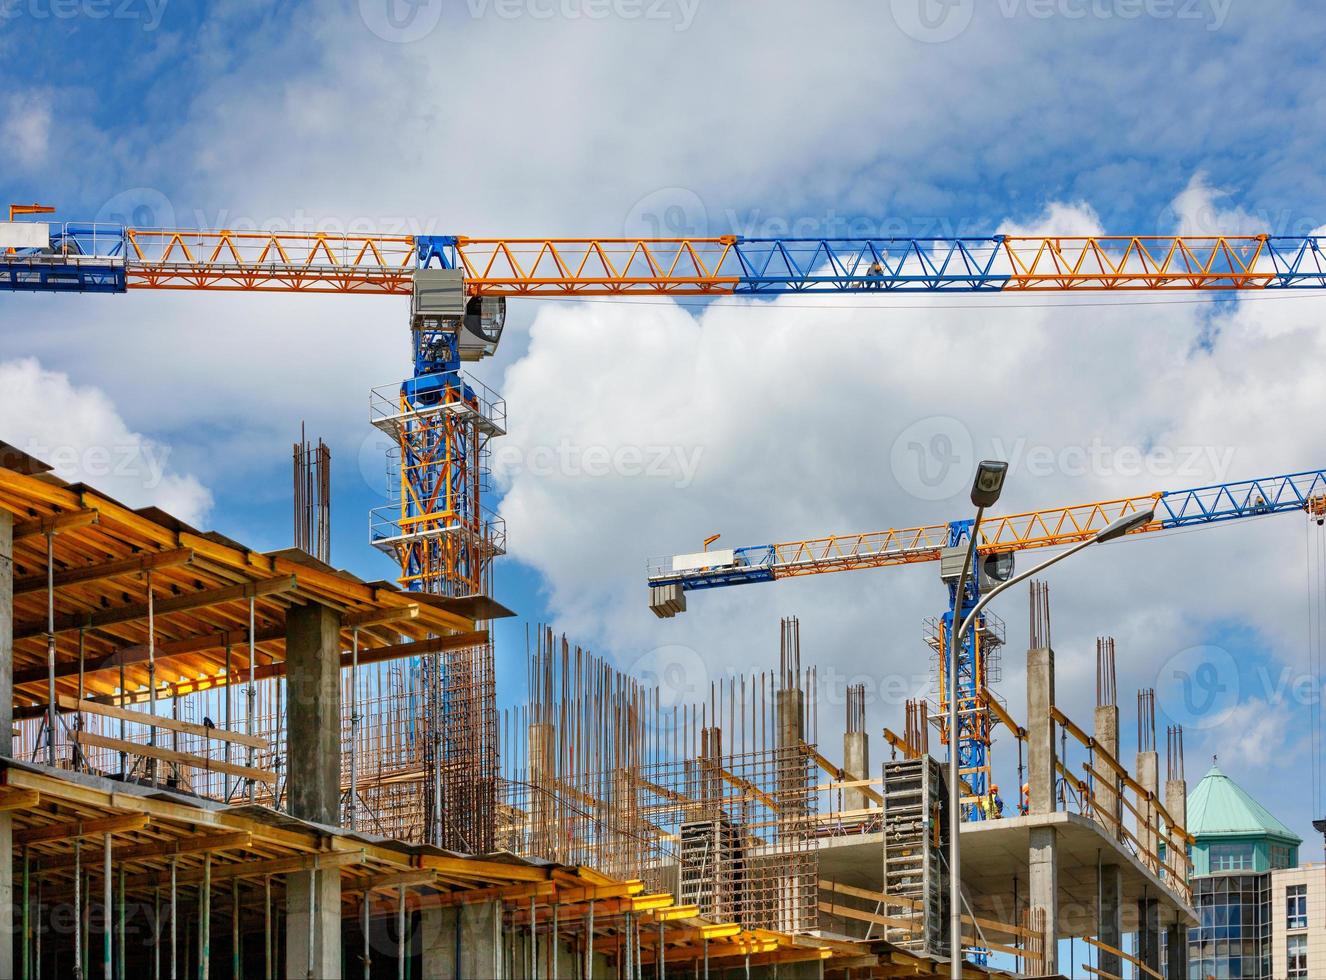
left=0, top=358, right=213, bottom=525
left=493, top=185, right=1326, bottom=818
left=1, top=93, right=52, bottom=170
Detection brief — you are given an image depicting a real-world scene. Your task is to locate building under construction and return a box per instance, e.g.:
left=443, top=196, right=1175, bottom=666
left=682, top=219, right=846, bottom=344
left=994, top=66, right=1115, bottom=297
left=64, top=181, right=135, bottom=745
left=11, top=209, right=1326, bottom=979
left=0, top=433, right=1208, bottom=979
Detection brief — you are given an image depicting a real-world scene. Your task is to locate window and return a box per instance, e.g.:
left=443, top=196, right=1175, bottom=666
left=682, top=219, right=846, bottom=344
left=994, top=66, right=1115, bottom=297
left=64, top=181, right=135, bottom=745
left=1209, top=842, right=1256, bottom=872
left=1288, top=933, right=1307, bottom=979
left=1287, top=884, right=1307, bottom=930
left=1272, top=843, right=1295, bottom=869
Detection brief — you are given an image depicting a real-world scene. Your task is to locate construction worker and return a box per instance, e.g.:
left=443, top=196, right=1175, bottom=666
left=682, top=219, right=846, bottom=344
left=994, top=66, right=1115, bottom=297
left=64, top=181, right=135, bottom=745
left=1020, top=782, right=1030, bottom=815
left=984, top=783, right=1004, bottom=819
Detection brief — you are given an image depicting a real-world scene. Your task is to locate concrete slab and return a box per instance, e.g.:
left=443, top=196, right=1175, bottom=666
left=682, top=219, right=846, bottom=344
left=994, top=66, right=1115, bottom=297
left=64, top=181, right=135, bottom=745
left=816, top=811, right=1195, bottom=941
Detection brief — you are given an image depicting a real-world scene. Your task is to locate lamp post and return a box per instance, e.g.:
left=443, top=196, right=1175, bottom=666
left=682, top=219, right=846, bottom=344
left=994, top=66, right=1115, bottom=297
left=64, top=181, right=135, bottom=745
left=946, top=482, right=1154, bottom=980
left=947, top=461, right=1007, bottom=980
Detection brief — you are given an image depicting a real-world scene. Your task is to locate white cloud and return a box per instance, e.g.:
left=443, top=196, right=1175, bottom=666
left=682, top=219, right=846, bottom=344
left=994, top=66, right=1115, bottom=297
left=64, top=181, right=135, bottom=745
left=1168, top=171, right=1269, bottom=236
left=0, top=358, right=213, bottom=525
left=492, top=185, right=1326, bottom=814
left=1, top=93, right=52, bottom=170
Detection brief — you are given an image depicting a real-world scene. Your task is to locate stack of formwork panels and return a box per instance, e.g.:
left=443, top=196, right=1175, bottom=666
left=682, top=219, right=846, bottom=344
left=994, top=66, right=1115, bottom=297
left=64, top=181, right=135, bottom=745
left=679, top=817, right=745, bottom=921
left=882, top=756, right=949, bottom=957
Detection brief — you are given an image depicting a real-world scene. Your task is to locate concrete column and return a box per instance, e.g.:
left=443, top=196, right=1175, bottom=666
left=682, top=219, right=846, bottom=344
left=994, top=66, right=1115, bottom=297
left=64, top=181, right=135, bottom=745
left=286, top=602, right=343, bottom=824
left=1165, top=920, right=1188, bottom=980
left=1165, top=776, right=1188, bottom=889
left=284, top=602, right=344, bottom=979
left=1098, top=863, right=1123, bottom=979
left=284, top=864, right=342, bottom=980
left=1026, top=648, right=1056, bottom=815
left=1094, top=704, right=1121, bottom=838
left=776, top=688, right=805, bottom=751
left=0, top=510, right=13, bottom=980
left=1136, top=750, right=1159, bottom=871
left=1137, top=897, right=1160, bottom=975
left=1026, top=646, right=1058, bottom=974
left=842, top=730, right=869, bottom=813
left=1028, top=825, right=1058, bottom=976
left=421, top=901, right=504, bottom=979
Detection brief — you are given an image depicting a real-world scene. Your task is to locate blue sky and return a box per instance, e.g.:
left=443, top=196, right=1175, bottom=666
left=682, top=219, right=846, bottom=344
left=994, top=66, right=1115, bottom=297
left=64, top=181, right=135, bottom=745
left=4, top=0, right=1326, bottom=861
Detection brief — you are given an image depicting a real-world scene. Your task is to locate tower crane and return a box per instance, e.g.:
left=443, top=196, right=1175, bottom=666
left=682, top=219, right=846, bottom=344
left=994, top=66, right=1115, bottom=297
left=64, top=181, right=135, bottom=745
left=646, top=468, right=1326, bottom=813
left=4, top=208, right=1325, bottom=804
left=4, top=211, right=1325, bottom=604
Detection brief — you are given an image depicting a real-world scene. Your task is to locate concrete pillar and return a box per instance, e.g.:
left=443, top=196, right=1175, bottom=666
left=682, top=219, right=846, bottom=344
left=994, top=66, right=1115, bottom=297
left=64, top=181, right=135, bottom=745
left=842, top=730, right=869, bottom=813
left=284, top=602, right=344, bottom=979
left=1165, top=920, right=1188, bottom=980
left=1026, top=646, right=1058, bottom=974
left=1028, top=825, right=1058, bottom=976
left=1136, top=750, right=1159, bottom=871
left=1026, top=648, right=1055, bottom=815
left=1137, top=897, right=1160, bottom=975
left=1094, top=704, right=1121, bottom=838
left=421, top=901, right=504, bottom=979
left=776, top=687, right=805, bottom=751
left=286, top=602, right=343, bottom=824
left=1098, top=863, right=1123, bottom=978
left=0, top=511, right=12, bottom=980
left=1165, top=776, right=1188, bottom=888
left=285, top=864, right=342, bottom=980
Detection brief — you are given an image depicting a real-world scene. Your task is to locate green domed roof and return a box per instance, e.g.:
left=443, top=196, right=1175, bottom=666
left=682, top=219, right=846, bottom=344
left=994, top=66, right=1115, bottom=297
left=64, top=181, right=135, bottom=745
left=1187, top=764, right=1302, bottom=844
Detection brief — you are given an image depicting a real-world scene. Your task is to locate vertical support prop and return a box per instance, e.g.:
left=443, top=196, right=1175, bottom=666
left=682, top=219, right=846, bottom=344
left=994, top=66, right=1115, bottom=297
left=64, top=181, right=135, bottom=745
left=102, top=834, right=112, bottom=980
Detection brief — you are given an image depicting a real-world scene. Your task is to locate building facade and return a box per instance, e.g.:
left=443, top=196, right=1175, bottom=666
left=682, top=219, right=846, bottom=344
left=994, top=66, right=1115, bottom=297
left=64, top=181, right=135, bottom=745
left=1184, top=764, right=1304, bottom=980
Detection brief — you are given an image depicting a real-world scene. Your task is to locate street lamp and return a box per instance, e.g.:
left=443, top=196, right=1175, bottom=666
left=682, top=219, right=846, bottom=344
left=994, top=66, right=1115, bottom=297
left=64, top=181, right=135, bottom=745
left=946, top=487, right=1154, bottom=979
left=947, top=461, right=1007, bottom=980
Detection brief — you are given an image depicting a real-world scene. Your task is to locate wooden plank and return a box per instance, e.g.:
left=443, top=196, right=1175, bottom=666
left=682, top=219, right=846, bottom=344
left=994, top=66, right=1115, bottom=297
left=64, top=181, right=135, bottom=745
left=115, top=849, right=368, bottom=892
left=1083, top=935, right=1160, bottom=979
left=15, top=629, right=489, bottom=706
left=818, top=881, right=1037, bottom=939
left=13, top=509, right=99, bottom=540
left=353, top=869, right=438, bottom=893
left=0, top=787, right=40, bottom=812
left=818, top=900, right=918, bottom=932
left=417, top=853, right=549, bottom=883
left=71, top=731, right=277, bottom=785
left=15, top=813, right=148, bottom=845
left=342, top=604, right=419, bottom=629
left=13, top=575, right=298, bottom=640
left=12, top=548, right=194, bottom=595
left=58, top=695, right=267, bottom=749
left=43, top=831, right=252, bottom=871
left=980, top=686, right=1026, bottom=736
left=803, top=740, right=882, bottom=804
